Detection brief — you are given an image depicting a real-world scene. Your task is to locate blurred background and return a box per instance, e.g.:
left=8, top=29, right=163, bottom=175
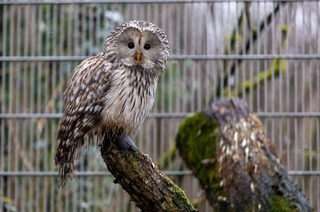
left=0, top=0, right=319, bottom=211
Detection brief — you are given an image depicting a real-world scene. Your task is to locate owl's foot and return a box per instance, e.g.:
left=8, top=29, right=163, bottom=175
left=102, top=131, right=138, bottom=152
left=115, top=135, right=138, bottom=151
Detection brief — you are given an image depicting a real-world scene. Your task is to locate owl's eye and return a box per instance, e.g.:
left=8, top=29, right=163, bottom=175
left=128, top=42, right=135, bottom=49
left=144, top=44, right=151, bottom=50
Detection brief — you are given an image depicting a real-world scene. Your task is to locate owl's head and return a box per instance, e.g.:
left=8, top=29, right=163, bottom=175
left=104, top=20, right=170, bottom=72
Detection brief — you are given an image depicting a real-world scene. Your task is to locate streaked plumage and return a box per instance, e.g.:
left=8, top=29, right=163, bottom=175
left=55, top=20, right=169, bottom=185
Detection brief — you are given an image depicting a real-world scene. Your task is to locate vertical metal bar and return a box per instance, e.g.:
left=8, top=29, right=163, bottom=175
left=182, top=3, right=187, bottom=112
left=218, top=2, right=224, bottom=100
left=301, top=5, right=306, bottom=191
left=0, top=3, right=6, bottom=208
left=256, top=1, right=261, bottom=112
left=293, top=2, right=299, bottom=175
left=204, top=2, right=210, bottom=104
left=299, top=2, right=308, bottom=197
left=27, top=5, right=36, bottom=209
left=42, top=3, right=49, bottom=210
left=6, top=4, right=14, bottom=208
left=145, top=1, right=150, bottom=22
left=278, top=2, right=284, bottom=157
left=168, top=4, right=173, bottom=114
left=271, top=0, right=276, bottom=151
left=47, top=3, right=56, bottom=211
left=22, top=5, right=30, bottom=210
left=35, top=5, right=42, bottom=212
left=21, top=121, right=27, bottom=209
left=160, top=2, right=166, bottom=170
left=248, top=3, right=254, bottom=109
left=13, top=5, right=22, bottom=210
left=285, top=2, right=291, bottom=169
left=166, top=3, right=173, bottom=167
left=263, top=2, right=268, bottom=120
left=196, top=3, right=201, bottom=111
left=235, top=2, right=241, bottom=100
left=115, top=184, right=120, bottom=211
left=74, top=4, right=79, bottom=57
left=176, top=3, right=181, bottom=112
left=307, top=11, right=313, bottom=208
left=226, top=2, right=231, bottom=97
left=187, top=3, right=195, bottom=111
left=306, top=3, right=313, bottom=207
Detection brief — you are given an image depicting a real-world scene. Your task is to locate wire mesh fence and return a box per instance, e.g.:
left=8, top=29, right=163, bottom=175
left=0, top=0, right=319, bottom=211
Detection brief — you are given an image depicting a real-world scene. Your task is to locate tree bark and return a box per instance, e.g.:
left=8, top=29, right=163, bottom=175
left=100, top=135, right=196, bottom=212
left=176, top=99, right=311, bottom=211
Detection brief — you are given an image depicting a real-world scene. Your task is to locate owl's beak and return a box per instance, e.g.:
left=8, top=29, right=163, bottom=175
left=135, top=51, right=142, bottom=61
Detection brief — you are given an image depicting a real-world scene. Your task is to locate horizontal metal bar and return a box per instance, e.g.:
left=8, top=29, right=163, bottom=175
left=0, top=170, right=319, bottom=177
left=288, top=171, right=320, bottom=176
left=0, top=56, right=87, bottom=62
left=0, top=112, right=319, bottom=119
left=0, top=113, right=63, bottom=119
left=256, top=112, right=320, bottom=118
left=0, top=113, right=191, bottom=119
left=0, top=0, right=298, bottom=5
left=1, top=54, right=320, bottom=62
left=0, top=170, right=193, bottom=177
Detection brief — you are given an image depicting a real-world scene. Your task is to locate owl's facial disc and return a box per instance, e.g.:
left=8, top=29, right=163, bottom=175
left=117, top=28, right=162, bottom=69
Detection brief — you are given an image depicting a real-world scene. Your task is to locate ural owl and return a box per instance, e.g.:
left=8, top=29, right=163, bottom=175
left=55, top=20, right=170, bottom=185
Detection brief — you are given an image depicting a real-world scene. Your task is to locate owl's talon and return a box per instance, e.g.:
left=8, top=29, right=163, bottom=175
left=102, top=132, right=138, bottom=152
left=115, top=135, right=138, bottom=151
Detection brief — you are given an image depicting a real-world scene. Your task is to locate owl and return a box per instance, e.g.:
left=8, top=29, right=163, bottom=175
left=55, top=20, right=170, bottom=185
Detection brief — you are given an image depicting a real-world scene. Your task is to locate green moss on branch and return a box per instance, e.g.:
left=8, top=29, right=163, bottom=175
left=176, top=112, right=225, bottom=208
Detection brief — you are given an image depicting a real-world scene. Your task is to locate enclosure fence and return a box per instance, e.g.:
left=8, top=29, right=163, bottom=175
left=0, top=0, right=319, bottom=211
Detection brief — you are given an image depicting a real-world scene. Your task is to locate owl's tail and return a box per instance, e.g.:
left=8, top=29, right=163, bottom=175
left=55, top=110, right=99, bottom=187
left=55, top=115, right=86, bottom=187
left=55, top=139, right=83, bottom=187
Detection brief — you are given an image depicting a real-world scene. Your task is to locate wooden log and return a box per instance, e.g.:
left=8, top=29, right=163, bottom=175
left=176, top=99, right=311, bottom=211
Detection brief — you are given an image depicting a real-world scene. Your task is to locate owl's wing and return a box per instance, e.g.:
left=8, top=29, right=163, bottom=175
left=55, top=52, right=112, bottom=185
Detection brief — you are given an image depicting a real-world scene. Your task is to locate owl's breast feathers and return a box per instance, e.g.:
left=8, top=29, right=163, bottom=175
left=101, top=65, right=157, bottom=137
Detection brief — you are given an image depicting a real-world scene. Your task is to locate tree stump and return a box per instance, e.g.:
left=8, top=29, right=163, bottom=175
left=176, top=99, right=311, bottom=211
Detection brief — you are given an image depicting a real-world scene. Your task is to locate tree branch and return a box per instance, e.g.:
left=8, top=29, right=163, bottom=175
left=100, top=135, right=196, bottom=211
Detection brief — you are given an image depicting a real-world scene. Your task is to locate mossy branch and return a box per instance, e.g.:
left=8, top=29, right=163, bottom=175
left=100, top=135, right=196, bottom=212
